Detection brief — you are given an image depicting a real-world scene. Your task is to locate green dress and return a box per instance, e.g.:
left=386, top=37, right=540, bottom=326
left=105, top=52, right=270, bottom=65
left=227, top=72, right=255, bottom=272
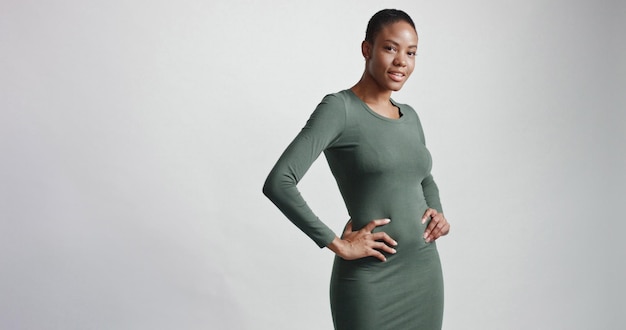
left=263, top=89, right=444, bottom=329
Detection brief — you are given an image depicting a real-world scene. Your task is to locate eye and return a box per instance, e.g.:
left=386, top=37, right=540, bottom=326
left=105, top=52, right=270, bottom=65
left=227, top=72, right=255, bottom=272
left=408, top=51, right=417, bottom=57
left=384, top=45, right=397, bottom=52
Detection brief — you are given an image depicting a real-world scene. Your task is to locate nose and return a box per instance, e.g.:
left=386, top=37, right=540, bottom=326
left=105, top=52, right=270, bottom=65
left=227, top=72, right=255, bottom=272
left=393, top=53, right=407, bottom=67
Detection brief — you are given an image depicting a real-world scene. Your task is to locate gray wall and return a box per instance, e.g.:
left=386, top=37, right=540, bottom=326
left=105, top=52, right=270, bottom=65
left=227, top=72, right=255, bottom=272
left=1, top=0, right=624, bottom=329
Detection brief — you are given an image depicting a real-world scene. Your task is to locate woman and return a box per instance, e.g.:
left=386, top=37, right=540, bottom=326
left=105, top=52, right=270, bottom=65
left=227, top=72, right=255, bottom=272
left=263, top=9, right=450, bottom=330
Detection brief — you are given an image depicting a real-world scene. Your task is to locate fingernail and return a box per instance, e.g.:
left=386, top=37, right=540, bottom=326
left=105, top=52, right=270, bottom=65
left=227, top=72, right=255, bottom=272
left=391, top=249, right=397, bottom=254
left=423, top=232, right=428, bottom=239
left=425, top=237, right=430, bottom=243
left=393, top=240, right=398, bottom=246
left=421, top=218, right=426, bottom=224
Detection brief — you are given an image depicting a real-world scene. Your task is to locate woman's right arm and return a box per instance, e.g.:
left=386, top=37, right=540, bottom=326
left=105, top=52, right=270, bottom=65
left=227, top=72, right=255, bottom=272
left=262, top=94, right=346, bottom=248
left=263, top=94, right=397, bottom=260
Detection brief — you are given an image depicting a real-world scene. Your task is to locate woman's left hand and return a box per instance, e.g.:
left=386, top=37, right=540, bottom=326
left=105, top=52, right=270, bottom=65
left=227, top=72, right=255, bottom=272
left=421, top=208, right=450, bottom=243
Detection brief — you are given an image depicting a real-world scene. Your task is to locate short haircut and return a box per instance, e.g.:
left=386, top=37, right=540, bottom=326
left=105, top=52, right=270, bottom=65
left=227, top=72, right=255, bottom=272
left=365, top=9, right=416, bottom=44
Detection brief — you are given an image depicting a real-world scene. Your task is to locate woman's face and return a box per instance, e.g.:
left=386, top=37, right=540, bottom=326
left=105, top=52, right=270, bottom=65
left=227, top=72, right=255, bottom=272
left=364, top=21, right=418, bottom=92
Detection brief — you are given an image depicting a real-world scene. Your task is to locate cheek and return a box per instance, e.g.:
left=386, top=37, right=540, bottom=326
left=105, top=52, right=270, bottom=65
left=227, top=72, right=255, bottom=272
left=406, top=61, right=416, bottom=75
left=367, top=58, right=386, bottom=74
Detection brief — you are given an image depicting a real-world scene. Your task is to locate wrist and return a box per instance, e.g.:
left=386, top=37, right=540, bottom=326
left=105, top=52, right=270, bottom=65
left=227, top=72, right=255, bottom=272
left=327, top=237, right=348, bottom=257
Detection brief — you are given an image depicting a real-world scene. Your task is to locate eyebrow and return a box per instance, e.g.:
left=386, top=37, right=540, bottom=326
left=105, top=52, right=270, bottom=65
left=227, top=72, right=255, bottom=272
left=384, top=39, right=417, bottom=48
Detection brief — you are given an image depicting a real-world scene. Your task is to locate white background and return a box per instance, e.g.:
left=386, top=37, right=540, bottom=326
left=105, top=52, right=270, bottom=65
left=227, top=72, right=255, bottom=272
left=1, top=0, right=624, bottom=329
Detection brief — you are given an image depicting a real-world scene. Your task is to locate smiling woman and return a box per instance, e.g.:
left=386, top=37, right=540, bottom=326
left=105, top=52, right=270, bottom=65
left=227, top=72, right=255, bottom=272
left=350, top=19, right=417, bottom=120
left=263, top=9, right=450, bottom=330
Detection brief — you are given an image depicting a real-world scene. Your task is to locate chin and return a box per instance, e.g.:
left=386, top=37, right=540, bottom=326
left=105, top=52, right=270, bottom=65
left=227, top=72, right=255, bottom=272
left=389, top=83, right=406, bottom=92
left=386, top=79, right=408, bottom=92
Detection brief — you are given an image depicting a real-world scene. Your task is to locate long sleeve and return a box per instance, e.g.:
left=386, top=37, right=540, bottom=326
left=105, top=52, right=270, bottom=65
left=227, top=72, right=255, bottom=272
left=413, top=108, right=444, bottom=214
left=263, top=95, right=346, bottom=248
left=421, top=174, right=443, bottom=213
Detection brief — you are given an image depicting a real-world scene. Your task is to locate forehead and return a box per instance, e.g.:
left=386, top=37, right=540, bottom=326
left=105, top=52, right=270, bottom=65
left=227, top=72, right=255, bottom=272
left=377, top=21, right=418, bottom=44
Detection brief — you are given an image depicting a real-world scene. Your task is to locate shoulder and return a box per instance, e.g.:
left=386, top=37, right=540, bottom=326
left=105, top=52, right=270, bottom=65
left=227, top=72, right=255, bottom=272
left=318, top=90, right=351, bottom=109
left=304, top=91, right=350, bottom=129
left=310, top=90, right=351, bottom=119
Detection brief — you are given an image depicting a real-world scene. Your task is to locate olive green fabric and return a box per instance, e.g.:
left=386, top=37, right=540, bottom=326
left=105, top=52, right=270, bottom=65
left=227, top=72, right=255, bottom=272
left=263, top=89, right=444, bottom=329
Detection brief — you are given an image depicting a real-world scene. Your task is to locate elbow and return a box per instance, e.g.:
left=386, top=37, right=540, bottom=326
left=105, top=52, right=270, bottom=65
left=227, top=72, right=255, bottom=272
left=263, top=167, right=297, bottom=203
left=262, top=171, right=282, bottom=202
left=262, top=175, right=275, bottom=200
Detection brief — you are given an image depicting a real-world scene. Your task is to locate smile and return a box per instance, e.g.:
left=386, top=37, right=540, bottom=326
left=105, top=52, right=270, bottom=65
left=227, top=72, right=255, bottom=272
left=388, top=71, right=406, bottom=82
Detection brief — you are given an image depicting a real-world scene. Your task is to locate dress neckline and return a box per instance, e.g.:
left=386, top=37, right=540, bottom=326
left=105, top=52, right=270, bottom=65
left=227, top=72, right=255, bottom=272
left=346, top=89, right=406, bottom=123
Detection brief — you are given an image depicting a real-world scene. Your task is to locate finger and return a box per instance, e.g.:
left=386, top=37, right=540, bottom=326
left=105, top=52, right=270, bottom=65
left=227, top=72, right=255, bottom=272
left=370, top=231, right=398, bottom=246
left=429, top=223, right=444, bottom=240
left=363, top=218, right=391, bottom=232
left=372, top=241, right=397, bottom=254
left=432, top=217, right=450, bottom=237
left=421, top=208, right=438, bottom=224
left=429, top=221, right=450, bottom=242
left=422, top=208, right=437, bottom=222
left=441, top=222, right=450, bottom=236
left=436, top=223, right=450, bottom=237
left=423, top=216, right=441, bottom=239
left=369, top=249, right=387, bottom=262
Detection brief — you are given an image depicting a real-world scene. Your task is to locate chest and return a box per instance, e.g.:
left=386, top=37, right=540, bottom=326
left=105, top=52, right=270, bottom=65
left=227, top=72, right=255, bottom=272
left=326, top=119, right=432, bottom=179
left=353, top=123, right=430, bottom=175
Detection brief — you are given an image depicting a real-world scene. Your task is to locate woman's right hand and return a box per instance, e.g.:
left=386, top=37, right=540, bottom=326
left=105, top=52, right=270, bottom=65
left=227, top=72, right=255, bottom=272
left=327, top=219, right=397, bottom=262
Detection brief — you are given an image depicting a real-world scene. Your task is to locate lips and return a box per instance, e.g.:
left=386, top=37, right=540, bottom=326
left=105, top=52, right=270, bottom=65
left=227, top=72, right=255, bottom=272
left=388, top=71, right=406, bottom=82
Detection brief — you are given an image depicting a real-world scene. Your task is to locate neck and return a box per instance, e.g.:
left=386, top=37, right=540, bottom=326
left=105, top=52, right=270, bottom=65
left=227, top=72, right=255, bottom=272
left=350, top=72, right=393, bottom=106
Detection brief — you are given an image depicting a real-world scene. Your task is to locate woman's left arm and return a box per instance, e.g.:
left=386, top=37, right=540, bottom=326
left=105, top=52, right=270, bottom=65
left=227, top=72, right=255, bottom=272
left=413, top=108, right=450, bottom=242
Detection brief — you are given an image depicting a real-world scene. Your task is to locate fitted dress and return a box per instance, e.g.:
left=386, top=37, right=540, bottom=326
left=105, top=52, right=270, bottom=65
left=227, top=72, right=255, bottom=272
left=263, top=89, right=444, bottom=329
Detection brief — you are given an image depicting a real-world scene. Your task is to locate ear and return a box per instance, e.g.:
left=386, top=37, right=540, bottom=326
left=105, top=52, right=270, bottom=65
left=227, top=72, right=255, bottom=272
left=361, top=40, right=371, bottom=60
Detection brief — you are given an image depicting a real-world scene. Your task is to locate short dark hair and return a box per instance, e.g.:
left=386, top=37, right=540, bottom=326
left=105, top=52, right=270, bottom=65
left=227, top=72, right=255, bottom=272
left=365, top=9, right=416, bottom=44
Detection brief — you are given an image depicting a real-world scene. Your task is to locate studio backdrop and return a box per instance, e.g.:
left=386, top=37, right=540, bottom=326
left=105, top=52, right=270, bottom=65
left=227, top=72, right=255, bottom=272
left=1, top=0, right=624, bottom=329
